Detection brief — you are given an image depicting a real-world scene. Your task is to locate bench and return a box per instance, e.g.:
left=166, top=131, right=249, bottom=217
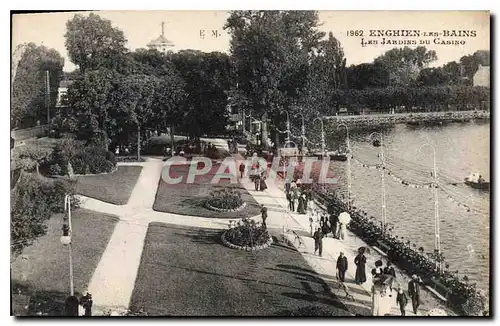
left=372, top=240, right=390, bottom=257
left=425, top=285, right=448, bottom=303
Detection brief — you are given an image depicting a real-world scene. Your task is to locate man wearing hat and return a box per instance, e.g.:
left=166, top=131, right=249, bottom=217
left=408, top=274, right=422, bottom=315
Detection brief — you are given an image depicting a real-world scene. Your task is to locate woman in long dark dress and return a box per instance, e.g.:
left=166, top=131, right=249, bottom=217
left=260, top=174, right=267, bottom=191
left=354, top=251, right=367, bottom=284
left=321, top=215, right=329, bottom=235
left=329, top=214, right=338, bottom=239
left=297, top=194, right=305, bottom=214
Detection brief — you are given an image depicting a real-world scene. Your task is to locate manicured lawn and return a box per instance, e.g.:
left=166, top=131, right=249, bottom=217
left=75, top=166, right=143, bottom=205
left=129, top=223, right=359, bottom=316
left=11, top=209, right=119, bottom=316
left=152, top=163, right=260, bottom=218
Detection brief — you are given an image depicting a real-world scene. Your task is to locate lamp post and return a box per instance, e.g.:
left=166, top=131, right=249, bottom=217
left=313, top=117, right=325, bottom=157
left=62, top=195, right=74, bottom=296
left=338, top=123, right=351, bottom=211
left=280, top=110, right=291, bottom=143
left=295, top=113, right=305, bottom=153
left=369, top=132, right=386, bottom=235
left=419, top=143, right=441, bottom=272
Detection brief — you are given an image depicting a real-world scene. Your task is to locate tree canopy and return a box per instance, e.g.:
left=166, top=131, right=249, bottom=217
left=64, top=13, right=127, bottom=73
left=11, top=43, right=64, bottom=129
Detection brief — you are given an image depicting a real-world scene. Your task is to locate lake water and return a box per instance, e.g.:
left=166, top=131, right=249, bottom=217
left=329, top=122, right=490, bottom=293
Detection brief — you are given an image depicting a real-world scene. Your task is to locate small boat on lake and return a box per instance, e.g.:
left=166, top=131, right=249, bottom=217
left=329, top=151, right=348, bottom=161
left=464, top=173, right=490, bottom=191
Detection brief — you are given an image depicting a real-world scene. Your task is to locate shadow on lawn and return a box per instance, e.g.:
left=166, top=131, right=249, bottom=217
left=175, top=229, right=223, bottom=246
left=11, top=281, right=72, bottom=316
left=268, top=264, right=372, bottom=316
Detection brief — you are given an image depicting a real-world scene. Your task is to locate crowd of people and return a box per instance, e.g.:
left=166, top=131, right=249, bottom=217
left=243, top=159, right=425, bottom=316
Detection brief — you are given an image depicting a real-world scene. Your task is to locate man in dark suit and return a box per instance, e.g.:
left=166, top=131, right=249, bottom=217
left=336, top=252, right=348, bottom=282
left=408, top=274, right=422, bottom=315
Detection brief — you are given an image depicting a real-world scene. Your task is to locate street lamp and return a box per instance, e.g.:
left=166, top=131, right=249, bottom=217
left=280, top=110, right=291, bottom=143
left=338, top=124, right=351, bottom=211
left=62, top=195, right=74, bottom=296
left=419, top=143, right=441, bottom=272
left=368, top=132, right=387, bottom=235
left=295, top=113, right=305, bottom=153
left=313, top=117, right=325, bottom=157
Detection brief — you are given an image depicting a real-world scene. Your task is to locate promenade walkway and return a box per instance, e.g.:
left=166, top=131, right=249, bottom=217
left=81, top=152, right=447, bottom=316
left=232, top=153, right=449, bottom=316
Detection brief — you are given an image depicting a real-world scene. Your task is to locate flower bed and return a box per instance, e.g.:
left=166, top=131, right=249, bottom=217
left=206, top=188, right=245, bottom=211
left=221, top=218, right=272, bottom=251
left=305, top=183, right=488, bottom=316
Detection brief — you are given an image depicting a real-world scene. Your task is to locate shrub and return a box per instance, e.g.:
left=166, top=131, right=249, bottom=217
left=47, top=139, right=116, bottom=175
left=12, top=145, right=53, bottom=172
left=207, top=188, right=243, bottom=210
left=225, top=218, right=270, bottom=247
left=11, top=173, right=79, bottom=257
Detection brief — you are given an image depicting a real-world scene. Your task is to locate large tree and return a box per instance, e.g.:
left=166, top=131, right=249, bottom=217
left=225, top=10, right=324, bottom=120
left=169, top=50, right=232, bottom=139
left=374, top=46, right=438, bottom=87
left=65, top=68, right=119, bottom=147
left=11, top=43, right=64, bottom=129
left=64, top=13, right=127, bottom=73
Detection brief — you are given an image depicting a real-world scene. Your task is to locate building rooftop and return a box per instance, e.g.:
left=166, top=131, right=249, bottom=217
left=147, top=22, right=174, bottom=49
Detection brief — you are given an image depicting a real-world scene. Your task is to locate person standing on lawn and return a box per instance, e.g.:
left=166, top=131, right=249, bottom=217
left=408, top=275, right=422, bottom=315
left=336, top=252, right=348, bottom=282
left=260, top=204, right=268, bottom=229
left=354, top=248, right=367, bottom=284
left=396, top=287, right=408, bottom=316
left=313, top=227, right=324, bottom=257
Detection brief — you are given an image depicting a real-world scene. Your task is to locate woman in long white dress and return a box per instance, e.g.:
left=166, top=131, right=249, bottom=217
left=372, top=278, right=394, bottom=316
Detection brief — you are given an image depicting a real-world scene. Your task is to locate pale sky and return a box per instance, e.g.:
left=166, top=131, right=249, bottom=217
left=12, top=10, right=490, bottom=72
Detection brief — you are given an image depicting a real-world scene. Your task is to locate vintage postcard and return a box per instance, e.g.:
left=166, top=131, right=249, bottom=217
left=10, top=10, right=490, bottom=317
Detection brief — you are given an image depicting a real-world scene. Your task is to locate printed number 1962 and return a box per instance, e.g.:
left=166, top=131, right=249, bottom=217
left=347, top=30, right=363, bottom=36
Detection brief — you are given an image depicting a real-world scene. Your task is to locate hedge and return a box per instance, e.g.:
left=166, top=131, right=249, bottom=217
left=11, top=172, right=79, bottom=257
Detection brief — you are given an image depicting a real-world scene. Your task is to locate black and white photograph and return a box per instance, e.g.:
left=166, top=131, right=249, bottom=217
left=9, top=9, right=491, bottom=317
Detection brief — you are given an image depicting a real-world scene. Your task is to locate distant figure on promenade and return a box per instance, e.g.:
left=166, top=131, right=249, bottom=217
left=321, top=215, right=329, bottom=235
left=396, top=287, right=408, bottom=316
left=408, top=275, right=422, bottom=315
left=383, top=261, right=396, bottom=291
left=338, top=221, right=347, bottom=240
left=260, top=173, right=268, bottom=191
left=286, top=190, right=294, bottom=211
left=372, top=260, right=384, bottom=278
left=309, top=217, right=316, bottom=237
left=292, top=185, right=299, bottom=212
left=239, top=163, right=245, bottom=178
left=329, top=213, right=338, bottom=239
left=336, top=252, right=348, bottom=282
left=313, top=227, right=324, bottom=257
left=297, top=194, right=306, bottom=214
left=354, top=248, right=367, bottom=284
left=371, top=277, right=392, bottom=316
left=285, top=179, right=291, bottom=194
left=261, top=204, right=268, bottom=229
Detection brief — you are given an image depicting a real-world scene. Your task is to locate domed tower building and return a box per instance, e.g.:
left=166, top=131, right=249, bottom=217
left=147, top=22, right=174, bottom=53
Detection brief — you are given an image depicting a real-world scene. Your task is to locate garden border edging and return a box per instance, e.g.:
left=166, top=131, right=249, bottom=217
left=220, top=230, right=273, bottom=251
left=206, top=201, right=247, bottom=213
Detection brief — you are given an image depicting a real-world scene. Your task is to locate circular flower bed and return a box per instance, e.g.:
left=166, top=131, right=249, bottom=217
left=206, top=188, right=246, bottom=212
left=221, top=218, right=272, bottom=251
